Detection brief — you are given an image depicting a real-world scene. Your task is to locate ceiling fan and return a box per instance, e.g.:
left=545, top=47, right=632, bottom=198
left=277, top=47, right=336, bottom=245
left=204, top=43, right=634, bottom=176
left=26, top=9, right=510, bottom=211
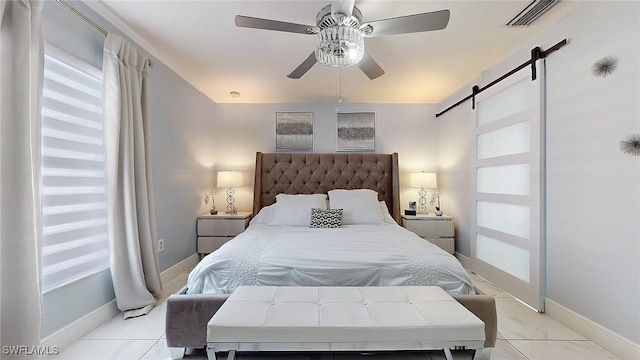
left=235, top=0, right=450, bottom=80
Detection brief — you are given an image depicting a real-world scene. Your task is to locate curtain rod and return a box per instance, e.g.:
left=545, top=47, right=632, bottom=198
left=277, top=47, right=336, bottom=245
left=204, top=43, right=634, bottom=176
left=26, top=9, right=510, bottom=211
left=435, top=38, right=568, bottom=118
left=56, top=0, right=154, bottom=68
left=57, top=0, right=108, bottom=36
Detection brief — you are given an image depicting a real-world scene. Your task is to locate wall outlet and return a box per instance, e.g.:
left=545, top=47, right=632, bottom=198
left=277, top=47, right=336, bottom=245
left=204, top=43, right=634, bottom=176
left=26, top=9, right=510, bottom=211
left=158, top=239, right=164, bottom=252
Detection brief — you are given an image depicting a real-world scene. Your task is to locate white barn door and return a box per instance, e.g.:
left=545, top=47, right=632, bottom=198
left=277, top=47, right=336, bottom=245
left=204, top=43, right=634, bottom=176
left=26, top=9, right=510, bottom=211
left=470, top=63, right=546, bottom=311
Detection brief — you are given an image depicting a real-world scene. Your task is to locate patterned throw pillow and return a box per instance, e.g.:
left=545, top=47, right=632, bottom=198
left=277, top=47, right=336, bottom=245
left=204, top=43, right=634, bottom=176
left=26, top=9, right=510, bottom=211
left=309, top=208, right=343, bottom=228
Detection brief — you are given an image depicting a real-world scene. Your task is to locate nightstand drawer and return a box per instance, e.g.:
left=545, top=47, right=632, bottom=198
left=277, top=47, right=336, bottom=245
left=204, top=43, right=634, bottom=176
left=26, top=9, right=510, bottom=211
left=198, top=236, right=233, bottom=253
left=403, top=219, right=454, bottom=238
left=425, top=237, right=455, bottom=254
left=196, top=212, right=251, bottom=258
left=198, top=218, right=247, bottom=236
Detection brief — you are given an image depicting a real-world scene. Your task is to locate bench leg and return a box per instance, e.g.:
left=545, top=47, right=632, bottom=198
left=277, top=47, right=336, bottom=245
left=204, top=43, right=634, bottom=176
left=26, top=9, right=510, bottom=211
left=168, top=347, right=185, bottom=360
left=473, top=348, right=493, bottom=360
left=206, top=347, right=216, bottom=360
left=444, top=348, right=454, bottom=360
left=206, top=346, right=236, bottom=360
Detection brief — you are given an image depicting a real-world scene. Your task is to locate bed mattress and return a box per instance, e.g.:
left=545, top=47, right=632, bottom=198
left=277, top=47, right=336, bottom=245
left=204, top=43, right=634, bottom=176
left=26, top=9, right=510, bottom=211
left=187, top=221, right=474, bottom=295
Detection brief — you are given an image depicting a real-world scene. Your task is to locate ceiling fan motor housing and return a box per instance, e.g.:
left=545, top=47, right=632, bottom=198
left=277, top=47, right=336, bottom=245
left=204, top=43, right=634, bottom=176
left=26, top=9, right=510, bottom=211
left=316, top=4, right=363, bottom=29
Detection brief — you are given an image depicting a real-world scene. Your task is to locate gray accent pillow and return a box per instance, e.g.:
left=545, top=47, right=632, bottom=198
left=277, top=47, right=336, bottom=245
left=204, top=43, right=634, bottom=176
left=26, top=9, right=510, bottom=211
left=310, top=208, right=343, bottom=228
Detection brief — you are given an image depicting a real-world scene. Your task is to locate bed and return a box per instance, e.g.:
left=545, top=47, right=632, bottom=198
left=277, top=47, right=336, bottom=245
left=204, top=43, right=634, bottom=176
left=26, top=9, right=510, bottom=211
left=165, top=152, right=497, bottom=358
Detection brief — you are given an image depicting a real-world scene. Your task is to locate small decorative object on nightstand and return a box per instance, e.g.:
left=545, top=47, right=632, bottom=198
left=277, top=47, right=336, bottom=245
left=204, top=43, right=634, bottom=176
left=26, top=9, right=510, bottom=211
left=402, top=214, right=455, bottom=254
left=217, top=170, right=242, bottom=214
left=430, top=192, right=443, bottom=216
left=410, top=172, right=437, bottom=215
left=204, top=190, right=218, bottom=214
left=197, top=212, right=251, bottom=258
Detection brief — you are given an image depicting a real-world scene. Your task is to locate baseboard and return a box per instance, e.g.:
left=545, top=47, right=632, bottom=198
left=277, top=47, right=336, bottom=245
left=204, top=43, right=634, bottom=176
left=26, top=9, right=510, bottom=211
left=40, top=299, right=119, bottom=350
left=41, top=254, right=199, bottom=351
left=545, top=298, right=640, bottom=360
left=160, top=253, right=199, bottom=284
left=442, top=253, right=639, bottom=359
left=454, top=252, right=472, bottom=269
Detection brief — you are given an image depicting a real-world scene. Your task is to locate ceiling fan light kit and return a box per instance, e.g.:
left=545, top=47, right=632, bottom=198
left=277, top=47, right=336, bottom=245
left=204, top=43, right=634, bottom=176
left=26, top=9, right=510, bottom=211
left=313, top=4, right=366, bottom=68
left=315, top=25, right=364, bottom=67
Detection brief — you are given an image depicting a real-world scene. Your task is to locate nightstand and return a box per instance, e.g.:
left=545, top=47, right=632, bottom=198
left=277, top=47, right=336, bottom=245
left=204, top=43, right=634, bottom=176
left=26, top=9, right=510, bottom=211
left=197, top=212, right=251, bottom=258
left=402, top=214, right=455, bottom=254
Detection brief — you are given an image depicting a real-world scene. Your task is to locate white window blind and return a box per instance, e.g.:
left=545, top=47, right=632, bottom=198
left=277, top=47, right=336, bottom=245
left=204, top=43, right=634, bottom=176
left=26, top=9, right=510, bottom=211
left=41, top=47, right=109, bottom=293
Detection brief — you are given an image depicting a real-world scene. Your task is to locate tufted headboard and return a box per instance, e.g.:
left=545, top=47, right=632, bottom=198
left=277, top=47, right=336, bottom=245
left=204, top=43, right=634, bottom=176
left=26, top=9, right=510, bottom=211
left=252, top=152, right=401, bottom=224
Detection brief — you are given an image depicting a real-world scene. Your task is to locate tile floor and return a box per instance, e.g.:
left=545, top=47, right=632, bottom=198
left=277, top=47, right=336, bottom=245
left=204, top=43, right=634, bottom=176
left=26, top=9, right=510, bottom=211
left=47, top=270, right=622, bottom=360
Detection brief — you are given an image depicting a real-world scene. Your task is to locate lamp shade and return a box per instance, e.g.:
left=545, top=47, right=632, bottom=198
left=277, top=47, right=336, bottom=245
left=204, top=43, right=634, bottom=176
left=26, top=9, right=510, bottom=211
left=217, top=170, right=242, bottom=188
left=410, top=172, right=437, bottom=189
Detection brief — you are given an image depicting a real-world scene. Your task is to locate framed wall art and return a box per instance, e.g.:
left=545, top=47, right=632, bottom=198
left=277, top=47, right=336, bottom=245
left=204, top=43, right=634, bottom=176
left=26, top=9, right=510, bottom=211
left=275, top=112, right=314, bottom=150
left=337, top=112, right=375, bottom=151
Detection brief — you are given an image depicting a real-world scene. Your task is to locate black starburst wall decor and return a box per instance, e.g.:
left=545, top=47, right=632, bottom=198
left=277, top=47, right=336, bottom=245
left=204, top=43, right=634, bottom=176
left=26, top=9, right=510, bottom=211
left=620, top=134, right=640, bottom=157
left=591, top=56, right=619, bottom=77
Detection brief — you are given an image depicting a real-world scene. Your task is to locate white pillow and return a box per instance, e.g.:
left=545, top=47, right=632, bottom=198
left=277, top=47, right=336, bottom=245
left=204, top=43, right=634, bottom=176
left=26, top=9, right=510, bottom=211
left=250, top=204, right=273, bottom=225
left=379, top=201, right=397, bottom=224
left=328, top=189, right=384, bottom=225
left=268, top=194, right=328, bottom=226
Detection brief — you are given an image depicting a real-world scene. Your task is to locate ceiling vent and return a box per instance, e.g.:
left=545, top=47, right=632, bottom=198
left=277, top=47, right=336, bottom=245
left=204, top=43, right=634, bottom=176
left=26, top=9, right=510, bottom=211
left=507, top=0, right=561, bottom=26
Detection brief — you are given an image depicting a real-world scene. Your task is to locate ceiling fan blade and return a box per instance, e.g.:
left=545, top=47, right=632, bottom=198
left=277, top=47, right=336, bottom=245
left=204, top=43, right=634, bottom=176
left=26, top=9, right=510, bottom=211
left=287, top=52, right=317, bottom=79
left=331, top=0, right=355, bottom=19
left=235, top=15, right=316, bottom=35
left=364, top=9, right=450, bottom=37
left=358, top=51, right=385, bottom=80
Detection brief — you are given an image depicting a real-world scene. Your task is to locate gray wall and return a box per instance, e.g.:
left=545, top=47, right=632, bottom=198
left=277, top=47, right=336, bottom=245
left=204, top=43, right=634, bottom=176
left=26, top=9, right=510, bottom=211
left=544, top=2, right=639, bottom=343
left=436, top=83, right=477, bottom=257
left=438, top=1, right=640, bottom=343
left=212, top=103, right=440, bottom=213
left=150, top=59, right=217, bottom=271
left=40, top=1, right=216, bottom=338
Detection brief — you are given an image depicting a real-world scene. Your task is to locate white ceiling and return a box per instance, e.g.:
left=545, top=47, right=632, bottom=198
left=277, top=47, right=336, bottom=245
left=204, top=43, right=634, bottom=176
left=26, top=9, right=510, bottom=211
left=85, top=1, right=583, bottom=104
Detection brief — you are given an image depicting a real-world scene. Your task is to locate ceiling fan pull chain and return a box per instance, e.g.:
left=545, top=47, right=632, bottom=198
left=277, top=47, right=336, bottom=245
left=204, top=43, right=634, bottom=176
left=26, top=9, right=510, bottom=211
left=339, top=67, right=343, bottom=102
left=335, top=68, right=343, bottom=112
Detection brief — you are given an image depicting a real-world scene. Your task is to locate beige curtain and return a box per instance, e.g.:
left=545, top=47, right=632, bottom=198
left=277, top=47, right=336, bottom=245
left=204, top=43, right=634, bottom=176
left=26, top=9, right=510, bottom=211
left=0, top=0, right=44, bottom=355
left=103, top=33, right=162, bottom=319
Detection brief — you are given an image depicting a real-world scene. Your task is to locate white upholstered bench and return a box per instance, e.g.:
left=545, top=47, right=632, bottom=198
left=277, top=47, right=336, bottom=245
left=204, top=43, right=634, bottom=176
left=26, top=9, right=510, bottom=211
left=206, top=286, right=486, bottom=360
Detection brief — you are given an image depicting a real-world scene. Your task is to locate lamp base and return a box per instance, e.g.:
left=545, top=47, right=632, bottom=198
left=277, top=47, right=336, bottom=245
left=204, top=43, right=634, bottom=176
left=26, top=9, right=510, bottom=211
left=418, top=188, right=427, bottom=215
left=210, top=208, right=218, bottom=215
left=225, top=188, right=237, bottom=214
left=225, top=202, right=237, bottom=214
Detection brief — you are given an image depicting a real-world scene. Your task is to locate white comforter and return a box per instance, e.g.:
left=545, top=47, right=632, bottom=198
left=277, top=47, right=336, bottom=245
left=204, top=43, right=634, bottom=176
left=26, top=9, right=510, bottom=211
left=187, top=223, right=474, bottom=295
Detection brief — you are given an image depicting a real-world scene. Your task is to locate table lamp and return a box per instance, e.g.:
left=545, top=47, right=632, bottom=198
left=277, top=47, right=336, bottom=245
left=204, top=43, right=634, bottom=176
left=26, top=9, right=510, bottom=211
left=217, top=170, right=242, bottom=214
left=410, top=172, right=437, bottom=215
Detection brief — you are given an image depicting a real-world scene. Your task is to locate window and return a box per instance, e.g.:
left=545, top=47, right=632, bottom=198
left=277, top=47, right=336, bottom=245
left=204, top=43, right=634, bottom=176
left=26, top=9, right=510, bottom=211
left=41, top=46, right=109, bottom=293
